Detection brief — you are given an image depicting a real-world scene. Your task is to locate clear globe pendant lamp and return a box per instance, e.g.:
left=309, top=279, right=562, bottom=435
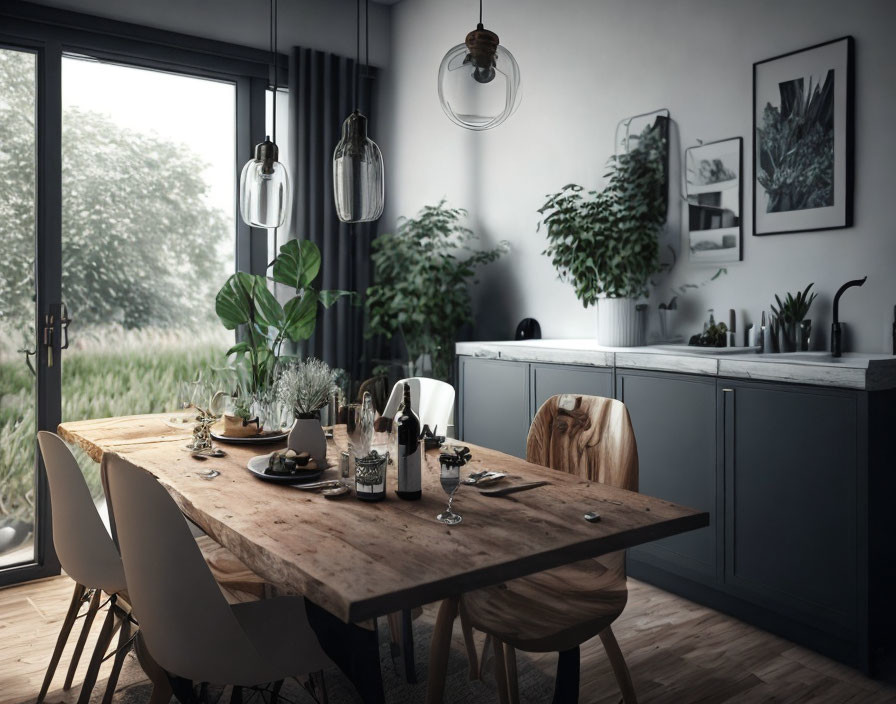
left=333, top=0, right=385, bottom=223
left=239, top=0, right=290, bottom=229
left=437, top=1, right=521, bottom=131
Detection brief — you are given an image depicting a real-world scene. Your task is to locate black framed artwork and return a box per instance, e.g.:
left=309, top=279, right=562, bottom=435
left=685, top=137, right=742, bottom=262
left=752, top=36, right=854, bottom=236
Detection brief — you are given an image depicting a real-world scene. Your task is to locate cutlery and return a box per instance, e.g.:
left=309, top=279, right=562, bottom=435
left=292, top=480, right=347, bottom=491
left=463, top=471, right=506, bottom=485
left=478, top=481, right=549, bottom=497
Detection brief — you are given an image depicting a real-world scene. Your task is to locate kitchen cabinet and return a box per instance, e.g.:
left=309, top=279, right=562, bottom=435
left=457, top=357, right=529, bottom=458
left=455, top=351, right=896, bottom=673
left=721, top=381, right=860, bottom=638
left=617, top=371, right=718, bottom=583
left=530, top=363, right=613, bottom=421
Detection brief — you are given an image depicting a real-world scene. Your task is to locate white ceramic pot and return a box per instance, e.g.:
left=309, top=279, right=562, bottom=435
left=288, top=416, right=327, bottom=466
left=597, top=297, right=644, bottom=347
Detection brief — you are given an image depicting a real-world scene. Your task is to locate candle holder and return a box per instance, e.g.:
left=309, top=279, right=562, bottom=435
left=355, top=450, right=388, bottom=502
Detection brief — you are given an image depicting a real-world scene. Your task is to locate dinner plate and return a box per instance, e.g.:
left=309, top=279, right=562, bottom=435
left=211, top=429, right=289, bottom=445
left=246, top=453, right=323, bottom=484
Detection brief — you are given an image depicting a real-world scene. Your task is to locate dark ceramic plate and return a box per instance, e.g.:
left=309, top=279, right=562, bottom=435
left=211, top=429, right=289, bottom=445
left=246, top=453, right=323, bottom=484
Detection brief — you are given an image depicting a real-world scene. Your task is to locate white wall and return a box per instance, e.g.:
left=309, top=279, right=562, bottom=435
left=28, top=0, right=392, bottom=67
left=383, top=0, right=896, bottom=353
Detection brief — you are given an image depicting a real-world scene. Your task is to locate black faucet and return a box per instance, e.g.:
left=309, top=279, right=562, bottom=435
left=831, top=276, right=867, bottom=357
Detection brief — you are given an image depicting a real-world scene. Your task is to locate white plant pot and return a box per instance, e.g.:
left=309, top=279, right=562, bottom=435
left=288, top=417, right=327, bottom=466
left=597, top=297, right=644, bottom=347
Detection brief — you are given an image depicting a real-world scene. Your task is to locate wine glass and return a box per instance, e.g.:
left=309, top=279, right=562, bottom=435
left=436, top=458, right=463, bottom=525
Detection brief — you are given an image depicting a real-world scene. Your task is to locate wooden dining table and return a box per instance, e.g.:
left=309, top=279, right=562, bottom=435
left=58, top=413, right=709, bottom=703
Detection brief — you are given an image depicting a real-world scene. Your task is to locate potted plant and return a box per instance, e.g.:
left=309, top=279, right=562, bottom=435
left=538, top=123, right=667, bottom=346
left=215, top=239, right=351, bottom=393
left=276, top=357, right=335, bottom=465
left=366, top=201, right=508, bottom=382
left=771, top=283, right=817, bottom=352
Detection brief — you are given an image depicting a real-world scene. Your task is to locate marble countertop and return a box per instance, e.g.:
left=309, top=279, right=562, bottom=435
left=455, top=339, right=896, bottom=391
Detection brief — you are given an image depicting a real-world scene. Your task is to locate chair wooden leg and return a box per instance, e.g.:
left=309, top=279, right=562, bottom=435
left=76, top=596, right=118, bottom=704
left=492, top=639, right=510, bottom=704
left=424, top=596, right=458, bottom=704
left=478, top=633, right=494, bottom=679
left=386, top=611, right=401, bottom=654
left=308, top=670, right=328, bottom=704
left=504, top=644, right=519, bottom=704
left=64, top=588, right=102, bottom=690
left=134, top=631, right=173, bottom=704
left=458, top=603, right=479, bottom=680
left=599, top=627, right=637, bottom=704
left=101, top=607, right=133, bottom=704
left=552, top=647, right=580, bottom=704
left=38, top=582, right=86, bottom=703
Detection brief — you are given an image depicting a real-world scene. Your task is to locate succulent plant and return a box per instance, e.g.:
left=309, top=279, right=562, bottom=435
left=771, top=283, right=817, bottom=324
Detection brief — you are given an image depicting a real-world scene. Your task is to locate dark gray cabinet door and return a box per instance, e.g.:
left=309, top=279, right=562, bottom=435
left=530, top=364, right=613, bottom=421
left=618, top=371, right=718, bottom=582
left=722, top=381, right=859, bottom=634
left=458, top=357, right=529, bottom=458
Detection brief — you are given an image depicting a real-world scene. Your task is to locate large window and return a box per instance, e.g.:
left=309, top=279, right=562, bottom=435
left=59, top=56, right=238, bottom=504
left=0, top=3, right=272, bottom=584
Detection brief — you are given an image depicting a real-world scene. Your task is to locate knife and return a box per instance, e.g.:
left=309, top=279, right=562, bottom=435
left=478, top=481, right=550, bottom=497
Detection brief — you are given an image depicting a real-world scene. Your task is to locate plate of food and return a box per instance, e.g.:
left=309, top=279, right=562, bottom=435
left=247, top=449, right=323, bottom=484
left=211, top=415, right=289, bottom=445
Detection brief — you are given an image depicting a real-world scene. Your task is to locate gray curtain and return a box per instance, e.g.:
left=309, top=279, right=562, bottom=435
left=288, top=47, right=379, bottom=384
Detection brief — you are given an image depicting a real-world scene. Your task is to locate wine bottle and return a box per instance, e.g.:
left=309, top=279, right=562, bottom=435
left=395, top=383, right=422, bottom=500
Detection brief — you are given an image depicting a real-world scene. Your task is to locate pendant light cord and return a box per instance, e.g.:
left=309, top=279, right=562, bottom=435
left=271, top=0, right=277, bottom=143
left=354, top=0, right=360, bottom=111
left=479, top=0, right=483, bottom=25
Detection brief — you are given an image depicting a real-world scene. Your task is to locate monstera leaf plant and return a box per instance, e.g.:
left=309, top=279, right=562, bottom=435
left=215, top=239, right=350, bottom=392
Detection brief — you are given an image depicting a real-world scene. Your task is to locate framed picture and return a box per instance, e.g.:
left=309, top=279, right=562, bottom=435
left=753, top=36, right=854, bottom=236
left=685, top=137, right=742, bottom=263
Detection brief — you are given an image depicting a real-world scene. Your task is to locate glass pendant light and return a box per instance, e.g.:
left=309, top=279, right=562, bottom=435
left=239, top=0, right=290, bottom=229
left=333, top=0, right=385, bottom=223
left=437, top=0, right=521, bottom=131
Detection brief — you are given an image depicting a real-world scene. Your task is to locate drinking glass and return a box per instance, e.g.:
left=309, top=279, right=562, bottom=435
left=436, top=459, right=462, bottom=525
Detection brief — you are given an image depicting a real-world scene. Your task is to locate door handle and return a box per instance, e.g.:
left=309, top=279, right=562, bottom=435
left=59, top=302, right=72, bottom=351
left=19, top=347, right=37, bottom=376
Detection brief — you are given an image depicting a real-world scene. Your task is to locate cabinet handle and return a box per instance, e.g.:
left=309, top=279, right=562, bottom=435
left=722, top=388, right=734, bottom=392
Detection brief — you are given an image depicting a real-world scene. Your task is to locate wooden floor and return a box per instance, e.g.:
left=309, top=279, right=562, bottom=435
left=1, top=575, right=894, bottom=704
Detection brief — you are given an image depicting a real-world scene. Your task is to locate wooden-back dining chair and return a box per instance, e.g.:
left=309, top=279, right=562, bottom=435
left=460, top=394, right=640, bottom=704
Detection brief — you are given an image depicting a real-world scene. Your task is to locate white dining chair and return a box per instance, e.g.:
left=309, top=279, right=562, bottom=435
left=36, top=431, right=131, bottom=704
left=382, top=377, right=455, bottom=436
left=101, top=451, right=333, bottom=701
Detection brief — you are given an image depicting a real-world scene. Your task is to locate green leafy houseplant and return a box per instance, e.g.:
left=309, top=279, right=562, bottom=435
left=215, top=239, right=351, bottom=392
left=366, top=201, right=508, bottom=382
left=538, top=123, right=667, bottom=304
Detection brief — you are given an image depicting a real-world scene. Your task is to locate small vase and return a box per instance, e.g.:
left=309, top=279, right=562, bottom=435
left=597, top=297, right=643, bottom=347
left=288, top=415, right=327, bottom=466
